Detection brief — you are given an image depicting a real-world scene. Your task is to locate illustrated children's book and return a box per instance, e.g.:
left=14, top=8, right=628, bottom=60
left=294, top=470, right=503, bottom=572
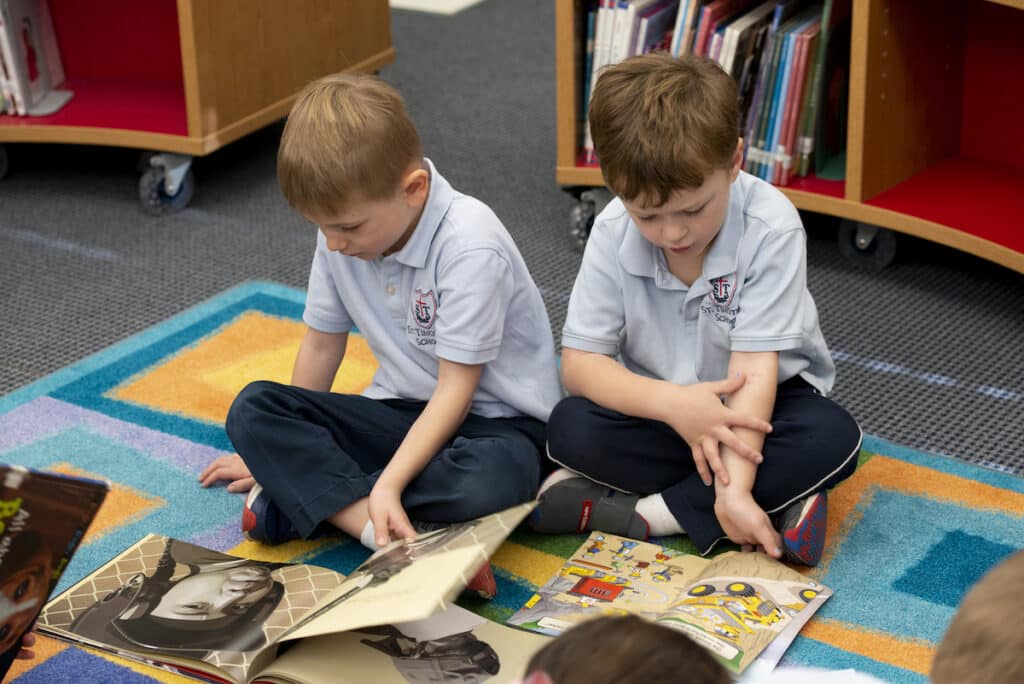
left=36, top=502, right=537, bottom=684
left=507, top=531, right=831, bottom=675
left=0, top=464, right=109, bottom=680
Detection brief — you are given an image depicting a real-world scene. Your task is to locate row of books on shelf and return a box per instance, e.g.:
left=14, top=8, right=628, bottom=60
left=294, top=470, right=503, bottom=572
left=580, top=0, right=850, bottom=187
left=0, top=0, right=72, bottom=117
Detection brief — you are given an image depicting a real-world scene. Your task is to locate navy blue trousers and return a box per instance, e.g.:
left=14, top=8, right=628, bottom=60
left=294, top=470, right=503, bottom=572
left=545, top=378, right=862, bottom=553
left=225, top=381, right=547, bottom=538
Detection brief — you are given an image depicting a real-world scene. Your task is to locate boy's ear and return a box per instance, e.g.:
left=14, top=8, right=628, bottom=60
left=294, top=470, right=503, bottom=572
left=729, top=138, right=743, bottom=182
left=401, top=166, right=430, bottom=206
left=521, top=672, right=555, bottom=684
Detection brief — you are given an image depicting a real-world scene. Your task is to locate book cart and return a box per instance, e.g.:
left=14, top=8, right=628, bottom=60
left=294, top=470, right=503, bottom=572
left=555, top=0, right=1024, bottom=273
left=0, top=0, right=395, bottom=214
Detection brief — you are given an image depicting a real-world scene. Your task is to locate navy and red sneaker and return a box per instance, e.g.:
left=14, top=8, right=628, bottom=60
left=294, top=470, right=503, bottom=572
left=465, top=561, right=498, bottom=599
left=242, top=484, right=301, bottom=545
left=777, top=491, right=828, bottom=567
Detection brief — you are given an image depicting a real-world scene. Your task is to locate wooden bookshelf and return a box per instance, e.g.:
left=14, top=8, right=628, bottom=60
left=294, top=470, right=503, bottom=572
left=0, top=0, right=394, bottom=209
left=555, top=0, right=1024, bottom=273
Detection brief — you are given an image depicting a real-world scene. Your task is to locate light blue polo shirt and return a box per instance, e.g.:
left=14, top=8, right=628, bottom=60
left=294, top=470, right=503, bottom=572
left=562, top=171, right=835, bottom=394
left=303, top=159, right=562, bottom=421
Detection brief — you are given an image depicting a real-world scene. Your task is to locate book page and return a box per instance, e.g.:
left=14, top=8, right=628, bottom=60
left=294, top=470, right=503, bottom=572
left=508, top=532, right=710, bottom=634
left=655, top=551, right=831, bottom=673
left=507, top=535, right=831, bottom=674
left=255, top=605, right=550, bottom=684
left=37, top=535, right=348, bottom=684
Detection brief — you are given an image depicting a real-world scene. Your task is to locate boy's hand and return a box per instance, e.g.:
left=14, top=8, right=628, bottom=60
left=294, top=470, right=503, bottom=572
left=665, top=372, right=771, bottom=486
left=713, top=489, right=782, bottom=558
left=16, top=630, right=36, bottom=660
left=198, top=454, right=256, bottom=492
left=368, top=483, right=416, bottom=547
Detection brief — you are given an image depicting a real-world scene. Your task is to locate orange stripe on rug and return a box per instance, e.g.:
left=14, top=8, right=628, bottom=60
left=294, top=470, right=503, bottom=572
left=802, top=618, right=935, bottom=675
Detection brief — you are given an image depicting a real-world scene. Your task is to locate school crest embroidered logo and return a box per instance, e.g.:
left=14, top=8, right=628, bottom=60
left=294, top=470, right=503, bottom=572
left=709, top=274, right=737, bottom=306
left=412, top=289, right=437, bottom=329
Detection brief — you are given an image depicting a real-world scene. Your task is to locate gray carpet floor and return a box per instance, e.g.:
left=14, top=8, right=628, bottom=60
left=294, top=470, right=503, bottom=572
left=1, top=0, right=1022, bottom=474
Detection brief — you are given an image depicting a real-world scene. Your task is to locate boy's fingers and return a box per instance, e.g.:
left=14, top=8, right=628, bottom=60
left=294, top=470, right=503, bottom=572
left=713, top=372, right=745, bottom=397
left=692, top=444, right=711, bottom=486
left=720, top=432, right=763, bottom=464
left=757, top=524, right=782, bottom=559
left=704, top=437, right=729, bottom=486
left=226, top=477, right=256, bottom=493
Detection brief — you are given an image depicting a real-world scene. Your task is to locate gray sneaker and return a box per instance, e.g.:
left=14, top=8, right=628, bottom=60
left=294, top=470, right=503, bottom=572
left=529, top=477, right=649, bottom=540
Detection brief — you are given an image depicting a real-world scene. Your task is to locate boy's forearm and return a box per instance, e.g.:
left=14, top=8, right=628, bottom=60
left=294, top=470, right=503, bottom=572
left=291, top=328, right=348, bottom=391
left=375, top=359, right=483, bottom=492
left=561, top=348, right=683, bottom=424
left=715, top=351, right=778, bottom=496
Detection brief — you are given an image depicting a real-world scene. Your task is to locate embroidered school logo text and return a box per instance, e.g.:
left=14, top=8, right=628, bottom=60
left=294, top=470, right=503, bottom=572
left=709, top=274, right=737, bottom=306
left=412, top=289, right=437, bottom=329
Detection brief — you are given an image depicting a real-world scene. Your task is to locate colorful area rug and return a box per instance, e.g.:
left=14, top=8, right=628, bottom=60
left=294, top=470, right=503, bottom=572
left=3, top=281, right=1022, bottom=683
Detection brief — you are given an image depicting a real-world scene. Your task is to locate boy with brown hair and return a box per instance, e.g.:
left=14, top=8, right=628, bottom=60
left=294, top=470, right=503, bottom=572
left=931, top=549, right=1024, bottom=684
left=530, top=53, right=861, bottom=566
left=203, top=74, right=562, bottom=584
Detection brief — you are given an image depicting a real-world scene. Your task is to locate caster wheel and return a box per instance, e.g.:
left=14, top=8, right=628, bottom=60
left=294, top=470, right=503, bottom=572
left=0, top=145, right=8, bottom=181
left=570, top=200, right=596, bottom=251
left=838, top=220, right=897, bottom=270
left=139, top=166, right=194, bottom=215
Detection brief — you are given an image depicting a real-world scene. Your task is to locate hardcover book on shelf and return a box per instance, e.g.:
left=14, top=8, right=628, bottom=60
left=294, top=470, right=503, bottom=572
left=670, top=0, right=702, bottom=57
left=0, top=464, right=109, bottom=681
left=37, top=503, right=536, bottom=684
left=777, top=21, right=819, bottom=185
left=633, top=0, right=679, bottom=56
left=719, top=1, right=774, bottom=77
left=507, top=532, right=831, bottom=676
left=0, top=0, right=72, bottom=116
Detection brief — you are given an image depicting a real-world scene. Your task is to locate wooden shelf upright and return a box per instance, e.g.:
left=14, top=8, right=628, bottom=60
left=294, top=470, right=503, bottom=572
left=0, top=0, right=395, bottom=213
left=555, top=0, right=1024, bottom=274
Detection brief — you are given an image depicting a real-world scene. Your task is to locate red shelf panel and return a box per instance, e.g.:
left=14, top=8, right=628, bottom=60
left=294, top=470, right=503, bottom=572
left=783, top=174, right=844, bottom=198
left=0, top=79, right=187, bottom=136
left=865, top=156, right=1023, bottom=253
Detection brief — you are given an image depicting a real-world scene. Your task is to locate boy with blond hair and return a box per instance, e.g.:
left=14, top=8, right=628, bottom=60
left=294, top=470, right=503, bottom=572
left=203, top=74, right=561, bottom=589
left=529, top=54, right=861, bottom=566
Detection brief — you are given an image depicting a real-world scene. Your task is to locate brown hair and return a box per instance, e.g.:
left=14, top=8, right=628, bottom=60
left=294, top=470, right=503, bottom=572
left=524, top=615, right=730, bottom=684
left=278, top=73, right=423, bottom=215
left=588, top=53, right=739, bottom=206
left=931, top=550, right=1024, bottom=684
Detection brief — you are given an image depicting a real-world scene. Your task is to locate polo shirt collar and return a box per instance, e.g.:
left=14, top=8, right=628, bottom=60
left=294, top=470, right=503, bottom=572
left=392, top=158, right=453, bottom=269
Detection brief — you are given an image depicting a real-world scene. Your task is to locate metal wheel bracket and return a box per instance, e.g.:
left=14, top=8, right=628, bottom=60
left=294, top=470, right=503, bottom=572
left=853, top=223, right=880, bottom=251
left=149, top=153, right=193, bottom=196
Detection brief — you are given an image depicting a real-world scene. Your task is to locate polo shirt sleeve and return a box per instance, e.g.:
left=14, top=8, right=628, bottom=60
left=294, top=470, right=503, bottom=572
left=561, top=224, right=624, bottom=356
left=302, top=237, right=354, bottom=334
left=433, top=246, right=514, bottom=364
left=730, top=227, right=807, bottom=352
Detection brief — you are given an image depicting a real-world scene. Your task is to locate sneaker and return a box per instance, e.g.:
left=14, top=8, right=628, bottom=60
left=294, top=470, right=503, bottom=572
left=529, top=476, right=649, bottom=540
left=465, top=561, right=498, bottom=599
left=242, top=484, right=300, bottom=545
left=777, top=491, right=827, bottom=567
left=412, top=520, right=499, bottom=600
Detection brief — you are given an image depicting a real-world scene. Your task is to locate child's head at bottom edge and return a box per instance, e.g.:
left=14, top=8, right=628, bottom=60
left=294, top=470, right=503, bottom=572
left=931, top=549, right=1024, bottom=684
left=514, top=614, right=731, bottom=684
left=278, top=72, right=430, bottom=261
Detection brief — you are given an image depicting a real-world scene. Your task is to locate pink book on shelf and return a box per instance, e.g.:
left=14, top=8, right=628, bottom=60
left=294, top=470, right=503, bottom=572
left=693, top=0, right=753, bottom=57
left=778, top=21, right=819, bottom=185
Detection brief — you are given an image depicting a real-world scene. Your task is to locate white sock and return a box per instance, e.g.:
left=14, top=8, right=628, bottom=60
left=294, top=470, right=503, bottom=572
left=636, top=494, right=684, bottom=536
left=538, top=467, right=583, bottom=496
left=359, top=520, right=379, bottom=551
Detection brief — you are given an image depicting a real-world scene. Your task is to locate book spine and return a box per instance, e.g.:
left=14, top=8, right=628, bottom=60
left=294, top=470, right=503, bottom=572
left=0, top=1, right=26, bottom=115
left=796, top=0, right=832, bottom=177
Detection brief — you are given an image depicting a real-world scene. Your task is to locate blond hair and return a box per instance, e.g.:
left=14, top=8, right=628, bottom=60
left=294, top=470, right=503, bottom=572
left=278, top=73, right=423, bottom=214
left=589, top=53, right=739, bottom=206
left=931, top=550, right=1024, bottom=684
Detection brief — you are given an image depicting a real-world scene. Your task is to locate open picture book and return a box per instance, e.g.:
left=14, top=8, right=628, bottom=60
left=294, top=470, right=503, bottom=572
left=507, top=531, right=832, bottom=676
left=36, top=502, right=547, bottom=684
